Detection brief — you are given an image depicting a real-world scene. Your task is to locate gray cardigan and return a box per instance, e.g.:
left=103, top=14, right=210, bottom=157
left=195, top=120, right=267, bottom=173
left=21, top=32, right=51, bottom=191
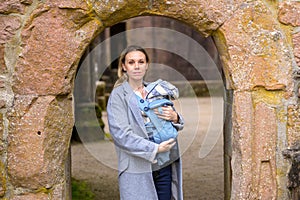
left=107, top=81, right=184, bottom=200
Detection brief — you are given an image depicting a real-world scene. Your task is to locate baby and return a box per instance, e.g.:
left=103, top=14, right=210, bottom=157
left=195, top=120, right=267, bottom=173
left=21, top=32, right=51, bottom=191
left=136, top=79, right=180, bottom=166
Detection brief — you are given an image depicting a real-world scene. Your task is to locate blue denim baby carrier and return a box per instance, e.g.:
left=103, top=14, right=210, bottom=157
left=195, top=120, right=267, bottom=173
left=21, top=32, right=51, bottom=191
left=136, top=80, right=179, bottom=166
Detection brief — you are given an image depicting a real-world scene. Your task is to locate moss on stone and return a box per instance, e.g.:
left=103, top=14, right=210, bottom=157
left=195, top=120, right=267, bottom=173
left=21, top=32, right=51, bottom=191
left=34, top=187, right=53, bottom=194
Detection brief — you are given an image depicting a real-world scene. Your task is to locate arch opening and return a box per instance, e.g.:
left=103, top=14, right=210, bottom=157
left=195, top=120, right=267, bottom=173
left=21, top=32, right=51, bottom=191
left=71, top=15, right=227, bottom=199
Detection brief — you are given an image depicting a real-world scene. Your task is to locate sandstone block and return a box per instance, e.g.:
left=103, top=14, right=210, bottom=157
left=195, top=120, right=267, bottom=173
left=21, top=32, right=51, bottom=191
left=12, top=4, right=101, bottom=95
left=231, top=91, right=253, bottom=199
left=11, top=192, right=49, bottom=200
left=231, top=90, right=280, bottom=199
left=293, top=32, right=300, bottom=67
left=91, top=0, right=149, bottom=27
left=151, top=0, right=243, bottom=36
left=47, top=0, right=89, bottom=9
left=217, top=1, right=292, bottom=91
left=0, top=45, right=6, bottom=74
left=278, top=2, right=300, bottom=27
left=0, top=15, right=21, bottom=73
left=7, top=95, right=73, bottom=189
left=0, top=15, right=22, bottom=45
left=51, top=182, right=67, bottom=200
left=252, top=102, right=277, bottom=199
left=0, top=0, right=32, bottom=14
left=287, top=104, right=300, bottom=147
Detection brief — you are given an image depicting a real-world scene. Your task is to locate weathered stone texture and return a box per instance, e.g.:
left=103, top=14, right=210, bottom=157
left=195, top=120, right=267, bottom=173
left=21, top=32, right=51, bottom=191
left=150, top=0, right=243, bottom=36
left=0, top=162, right=6, bottom=197
left=282, top=142, right=300, bottom=199
left=231, top=91, right=253, bottom=199
left=0, top=0, right=33, bottom=14
left=89, top=0, right=243, bottom=36
left=252, top=102, right=277, bottom=199
left=0, top=78, right=4, bottom=89
left=231, top=89, right=285, bottom=199
left=278, top=2, right=300, bottom=27
left=90, top=0, right=149, bottom=27
left=287, top=104, right=300, bottom=147
left=278, top=2, right=300, bottom=68
left=11, top=192, right=49, bottom=200
left=0, top=15, right=22, bottom=45
left=292, top=31, right=300, bottom=68
left=0, top=45, right=5, bottom=74
left=0, top=15, right=22, bottom=74
left=216, top=1, right=292, bottom=91
left=7, top=95, right=73, bottom=190
left=12, top=3, right=102, bottom=95
left=51, top=182, right=66, bottom=200
left=0, top=100, right=5, bottom=109
left=0, top=113, right=3, bottom=140
left=0, top=112, right=5, bottom=156
left=0, top=113, right=5, bottom=197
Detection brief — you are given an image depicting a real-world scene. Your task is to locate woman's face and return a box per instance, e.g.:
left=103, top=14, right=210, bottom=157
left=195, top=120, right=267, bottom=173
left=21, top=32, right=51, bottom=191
left=122, top=50, right=148, bottom=83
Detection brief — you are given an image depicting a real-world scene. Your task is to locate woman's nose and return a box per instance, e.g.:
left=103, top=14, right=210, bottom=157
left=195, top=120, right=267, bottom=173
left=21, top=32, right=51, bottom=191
left=134, top=62, right=140, bottom=68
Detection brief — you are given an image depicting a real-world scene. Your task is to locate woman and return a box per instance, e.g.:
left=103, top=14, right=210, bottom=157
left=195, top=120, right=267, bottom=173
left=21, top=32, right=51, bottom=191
left=107, top=45, right=184, bottom=200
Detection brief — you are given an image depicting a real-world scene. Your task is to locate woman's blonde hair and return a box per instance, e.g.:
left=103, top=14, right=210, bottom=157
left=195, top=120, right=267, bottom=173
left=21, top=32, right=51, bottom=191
left=114, top=45, right=149, bottom=87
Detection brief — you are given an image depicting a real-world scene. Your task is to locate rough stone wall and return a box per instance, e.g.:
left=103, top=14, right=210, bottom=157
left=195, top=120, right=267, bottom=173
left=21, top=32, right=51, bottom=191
left=0, top=0, right=101, bottom=199
left=214, top=1, right=300, bottom=199
left=278, top=2, right=300, bottom=199
left=0, top=0, right=299, bottom=199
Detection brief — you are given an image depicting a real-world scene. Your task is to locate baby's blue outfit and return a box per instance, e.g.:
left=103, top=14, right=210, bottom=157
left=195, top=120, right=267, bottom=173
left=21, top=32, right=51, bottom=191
left=136, top=79, right=179, bottom=166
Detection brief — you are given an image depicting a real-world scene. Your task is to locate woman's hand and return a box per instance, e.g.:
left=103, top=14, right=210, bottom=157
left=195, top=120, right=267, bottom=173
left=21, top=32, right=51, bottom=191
left=157, top=138, right=176, bottom=153
left=154, top=106, right=179, bottom=123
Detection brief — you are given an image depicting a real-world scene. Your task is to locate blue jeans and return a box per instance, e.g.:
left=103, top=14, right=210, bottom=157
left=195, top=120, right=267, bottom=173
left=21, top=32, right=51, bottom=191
left=152, top=164, right=172, bottom=200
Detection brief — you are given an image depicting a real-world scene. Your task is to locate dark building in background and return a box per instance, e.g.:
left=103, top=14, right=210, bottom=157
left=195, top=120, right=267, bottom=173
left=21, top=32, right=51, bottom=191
left=75, top=16, right=223, bottom=106
left=126, top=16, right=222, bottom=81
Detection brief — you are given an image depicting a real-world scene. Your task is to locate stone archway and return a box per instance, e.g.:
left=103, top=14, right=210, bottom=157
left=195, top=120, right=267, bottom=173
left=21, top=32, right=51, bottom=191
left=1, top=0, right=299, bottom=199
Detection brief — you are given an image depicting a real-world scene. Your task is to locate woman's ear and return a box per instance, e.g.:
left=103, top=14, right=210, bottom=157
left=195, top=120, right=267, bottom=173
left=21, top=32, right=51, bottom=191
left=122, top=64, right=126, bottom=72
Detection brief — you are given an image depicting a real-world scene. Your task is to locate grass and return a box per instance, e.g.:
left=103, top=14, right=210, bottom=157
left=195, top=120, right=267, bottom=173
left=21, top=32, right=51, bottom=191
left=72, top=178, right=95, bottom=200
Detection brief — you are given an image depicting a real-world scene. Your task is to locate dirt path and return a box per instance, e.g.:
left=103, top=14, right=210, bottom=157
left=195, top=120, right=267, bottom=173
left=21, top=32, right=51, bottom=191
left=71, top=97, right=224, bottom=199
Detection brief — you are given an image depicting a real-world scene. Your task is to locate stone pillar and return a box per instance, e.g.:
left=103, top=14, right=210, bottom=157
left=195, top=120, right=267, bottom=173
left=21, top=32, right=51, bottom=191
left=214, top=1, right=297, bottom=199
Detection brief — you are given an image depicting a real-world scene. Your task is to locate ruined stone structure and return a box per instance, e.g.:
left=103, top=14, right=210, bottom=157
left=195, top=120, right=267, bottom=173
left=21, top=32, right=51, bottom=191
left=0, top=0, right=299, bottom=199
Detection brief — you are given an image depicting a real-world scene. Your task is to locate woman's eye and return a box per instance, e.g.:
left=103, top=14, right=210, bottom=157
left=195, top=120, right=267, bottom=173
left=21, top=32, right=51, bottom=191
left=128, top=61, right=134, bottom=65
left=139, top=61, right=145, bottom=64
